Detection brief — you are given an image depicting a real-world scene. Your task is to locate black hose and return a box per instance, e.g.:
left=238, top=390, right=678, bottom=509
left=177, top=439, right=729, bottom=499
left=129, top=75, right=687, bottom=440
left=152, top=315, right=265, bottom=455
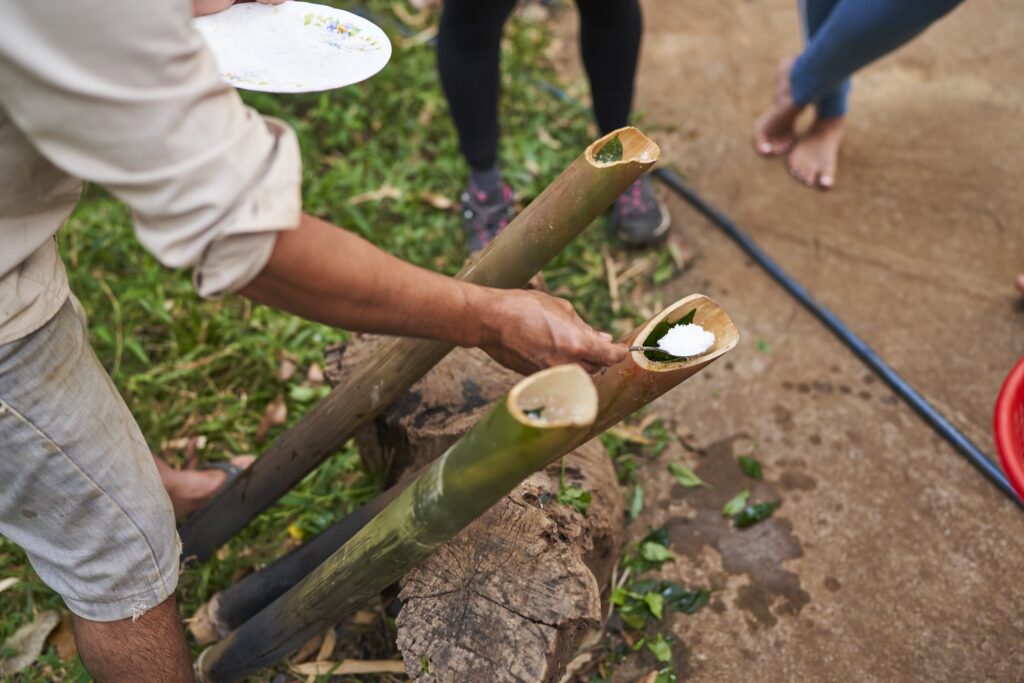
left=652, top=168, right=1022, bottom=508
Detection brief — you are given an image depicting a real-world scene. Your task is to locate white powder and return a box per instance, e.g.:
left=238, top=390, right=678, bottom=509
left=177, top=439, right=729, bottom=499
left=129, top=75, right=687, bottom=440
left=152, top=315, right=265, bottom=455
left=657, top=323, right=715, bottom=358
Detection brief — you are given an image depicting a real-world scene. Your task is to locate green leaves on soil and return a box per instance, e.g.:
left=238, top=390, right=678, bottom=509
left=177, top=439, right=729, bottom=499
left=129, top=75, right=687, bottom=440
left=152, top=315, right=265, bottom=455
left=721, top=489, right=750, bottom=516
left=732, top=501, right=779, bottom=528
left=738, top=455, right=763, bottom=480
left=667, top=462, right=706, bottom=489
left=722, top=487, right=779, bottom=528
left=621, top=527, right=674, bottom=574
left=628, top=484, right=644, bottom=520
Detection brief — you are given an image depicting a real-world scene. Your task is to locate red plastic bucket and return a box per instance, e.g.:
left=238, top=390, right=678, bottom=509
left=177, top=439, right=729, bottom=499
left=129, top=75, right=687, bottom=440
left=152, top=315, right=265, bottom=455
left=994, top=355, right=1024, bottom=500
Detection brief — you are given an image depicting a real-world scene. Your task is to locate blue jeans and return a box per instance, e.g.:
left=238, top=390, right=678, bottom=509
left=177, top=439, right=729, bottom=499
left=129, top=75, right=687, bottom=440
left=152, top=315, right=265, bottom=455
left=791, top=0, right=966, bottom=119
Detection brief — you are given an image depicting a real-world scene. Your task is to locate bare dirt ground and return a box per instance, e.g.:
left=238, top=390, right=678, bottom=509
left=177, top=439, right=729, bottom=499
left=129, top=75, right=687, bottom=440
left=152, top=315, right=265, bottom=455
left=554, top=1, right=1024, bottom=680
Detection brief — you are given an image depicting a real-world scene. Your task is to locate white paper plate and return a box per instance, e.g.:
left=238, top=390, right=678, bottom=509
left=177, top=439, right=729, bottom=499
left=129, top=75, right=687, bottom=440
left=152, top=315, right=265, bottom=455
left=193, top=1, right=391, bottom=93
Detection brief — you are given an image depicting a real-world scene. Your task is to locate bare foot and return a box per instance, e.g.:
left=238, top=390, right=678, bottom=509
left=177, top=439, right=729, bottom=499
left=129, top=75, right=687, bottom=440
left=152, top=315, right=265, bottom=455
left=1016, top=273, right=1024, bottom=295
left=154, top=455, right=256, bottom=519
left=786, top=116, right=845, bottom=190
left=754, top=57, right=803, bottom=157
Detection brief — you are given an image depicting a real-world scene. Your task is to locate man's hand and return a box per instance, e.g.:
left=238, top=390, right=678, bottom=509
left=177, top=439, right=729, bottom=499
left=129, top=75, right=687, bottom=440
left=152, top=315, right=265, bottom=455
left=241, top=214, right=627, bottom=377
left=474, top=289, right=627, bottom=375
left=194, top=0, right=287, bottom=17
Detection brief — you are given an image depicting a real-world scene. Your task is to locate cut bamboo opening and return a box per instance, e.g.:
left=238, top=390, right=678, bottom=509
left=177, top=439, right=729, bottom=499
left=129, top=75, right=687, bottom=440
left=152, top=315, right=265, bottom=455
left=195, top=366, right=598, bottom=683
left=179, top=128, right=660, bottom=562
left=188, top=294, right=737, bottom=645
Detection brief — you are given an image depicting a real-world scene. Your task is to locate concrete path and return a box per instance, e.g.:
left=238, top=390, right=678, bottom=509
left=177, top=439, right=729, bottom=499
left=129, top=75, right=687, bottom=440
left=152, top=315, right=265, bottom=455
left=557, top=1, right=1024, bottom=679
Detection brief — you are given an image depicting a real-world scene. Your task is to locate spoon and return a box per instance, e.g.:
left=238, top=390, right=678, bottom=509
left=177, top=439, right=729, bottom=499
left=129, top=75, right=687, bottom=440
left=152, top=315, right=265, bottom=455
left=628, top=345, right=710, bottom=361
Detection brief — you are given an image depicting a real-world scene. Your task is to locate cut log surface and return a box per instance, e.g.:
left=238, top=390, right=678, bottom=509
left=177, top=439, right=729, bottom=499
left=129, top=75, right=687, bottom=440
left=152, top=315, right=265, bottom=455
left=325, top=340, right=624, bottom=682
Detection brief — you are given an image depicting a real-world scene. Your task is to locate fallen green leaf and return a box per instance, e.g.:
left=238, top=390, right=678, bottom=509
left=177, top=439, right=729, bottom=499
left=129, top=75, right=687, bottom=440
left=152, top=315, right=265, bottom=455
left=647, top=634, right=672, bottom=664
left=628, top=484, right=644, bottom=520
left=738, top=455, right=763, bottom=480
left=643, top=591, right=664, bottom=620
left=667, top=462, right=705, bottom=488
left=722, top=489, right=750, bottom=516
left=733, top=501, right=779, bottom=529
left=640, top=541, right=674, bottom=564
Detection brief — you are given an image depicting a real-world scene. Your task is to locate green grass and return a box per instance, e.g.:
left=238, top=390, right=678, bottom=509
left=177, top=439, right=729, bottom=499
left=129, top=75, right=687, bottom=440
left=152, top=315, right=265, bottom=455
left=0, top=2, right=683, bottom=680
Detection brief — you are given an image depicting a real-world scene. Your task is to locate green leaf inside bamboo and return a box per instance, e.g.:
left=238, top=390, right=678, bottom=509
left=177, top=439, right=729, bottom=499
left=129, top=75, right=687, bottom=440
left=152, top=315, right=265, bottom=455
left=641, top=307, right=698, bottom=362
left=594, top=135, right=624, bottom=163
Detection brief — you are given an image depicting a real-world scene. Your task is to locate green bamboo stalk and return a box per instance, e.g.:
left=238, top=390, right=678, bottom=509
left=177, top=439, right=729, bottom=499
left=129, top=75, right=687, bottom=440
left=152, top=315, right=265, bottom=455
left=188, top=293, right=739, bottom=641
left=179, top=128, right=661, bottom=562
left=195, top=365, right=599, bottom=683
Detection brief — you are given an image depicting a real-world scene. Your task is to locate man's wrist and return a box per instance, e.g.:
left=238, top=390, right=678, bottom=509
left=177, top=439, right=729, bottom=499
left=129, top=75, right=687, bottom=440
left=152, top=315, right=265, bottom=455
left=455, top=284, right=499, bottom=349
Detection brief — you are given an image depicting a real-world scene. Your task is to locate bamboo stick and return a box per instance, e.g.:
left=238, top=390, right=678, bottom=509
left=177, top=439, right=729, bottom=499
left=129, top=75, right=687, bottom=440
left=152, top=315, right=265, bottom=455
left=179, top=128, right=660, bottom=562
left=195, top=366, right=599, bottom=683
left=189, top=294, right=738, bottom=644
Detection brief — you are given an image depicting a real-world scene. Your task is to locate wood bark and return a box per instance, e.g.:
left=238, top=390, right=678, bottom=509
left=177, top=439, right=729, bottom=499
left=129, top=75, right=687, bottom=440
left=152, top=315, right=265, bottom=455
left=326, top=340, right=625, bottom=682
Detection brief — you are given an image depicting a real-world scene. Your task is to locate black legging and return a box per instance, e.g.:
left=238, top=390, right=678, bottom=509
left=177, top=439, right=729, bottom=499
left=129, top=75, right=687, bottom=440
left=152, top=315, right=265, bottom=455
left=437, top=0, right=643, bottom=171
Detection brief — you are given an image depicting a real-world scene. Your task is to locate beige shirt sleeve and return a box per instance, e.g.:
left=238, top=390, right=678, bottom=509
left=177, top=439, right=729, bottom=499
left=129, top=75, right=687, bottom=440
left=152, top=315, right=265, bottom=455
left=0, top=0, right=302, bottom=297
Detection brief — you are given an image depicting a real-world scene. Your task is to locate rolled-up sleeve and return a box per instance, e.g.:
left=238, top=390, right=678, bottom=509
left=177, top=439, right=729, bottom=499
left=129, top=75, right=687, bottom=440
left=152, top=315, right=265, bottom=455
left=0, top=0, right=301, bottom=297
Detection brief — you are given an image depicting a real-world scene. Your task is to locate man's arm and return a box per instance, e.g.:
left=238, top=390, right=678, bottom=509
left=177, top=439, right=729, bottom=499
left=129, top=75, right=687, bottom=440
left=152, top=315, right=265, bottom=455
left=242, top=213, right=625, bottom=374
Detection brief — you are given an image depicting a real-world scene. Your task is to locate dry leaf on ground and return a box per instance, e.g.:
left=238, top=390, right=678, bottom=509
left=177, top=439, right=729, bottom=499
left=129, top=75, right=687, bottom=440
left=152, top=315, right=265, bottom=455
left=0, top=577, right=19, bottom=595
left=255, top=394, right=287, bottom=444
left=419, top=191, right=453, bottom=210
left=0, top=610, right=61, bottom=677
left=291, top=633, right=323, bottom=665
left=316, top=628, right=337, bottom=662
left=348, top=185, right=403, bottom=205
left=47, top=613, right=77, bottom=661
left=290, top=659, right=406, bottom=676
left=277, top=358, right=297, bottom=382
left=306, top=363, right=325, bottom=386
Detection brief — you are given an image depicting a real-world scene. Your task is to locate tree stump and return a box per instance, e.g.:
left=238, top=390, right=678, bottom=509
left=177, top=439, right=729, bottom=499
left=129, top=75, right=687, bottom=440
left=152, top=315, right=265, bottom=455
left=325, top=340, right=625, bottom=682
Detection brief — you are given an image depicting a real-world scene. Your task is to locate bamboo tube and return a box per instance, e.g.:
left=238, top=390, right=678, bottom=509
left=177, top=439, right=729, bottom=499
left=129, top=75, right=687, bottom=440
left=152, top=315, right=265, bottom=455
left=195, top=366, right=599, bottom=683
left=189, top=294, right=737, bottom=642
left=578, top=292, right=739, bottom=447
left=179, top=128, right=660, bottom=562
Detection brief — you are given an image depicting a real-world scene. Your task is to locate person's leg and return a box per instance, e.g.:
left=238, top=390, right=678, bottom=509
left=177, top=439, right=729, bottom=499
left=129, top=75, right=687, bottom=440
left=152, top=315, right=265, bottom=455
left=789, top=0, right=965, bottom=113
left=576, top=0, right=641, bottom=136
left=787, top=0, right=962, bottom=188
left=0, top=299, right=189, bottom=681
left=754, top=0, right=841, bottom=157
left=436, top=0, right=518, bottom=251
left=576, top=0, right=669, bottom=246
left=756, top=0, right=965, bottom=188
left=436, top=0, right=516, bottom=174
left=73, top=597, right=192, bottom=683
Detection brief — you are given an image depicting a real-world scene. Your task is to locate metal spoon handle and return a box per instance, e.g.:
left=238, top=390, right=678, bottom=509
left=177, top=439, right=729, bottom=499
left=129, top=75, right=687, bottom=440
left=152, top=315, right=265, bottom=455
left=628, top=345, right=661, bottom=352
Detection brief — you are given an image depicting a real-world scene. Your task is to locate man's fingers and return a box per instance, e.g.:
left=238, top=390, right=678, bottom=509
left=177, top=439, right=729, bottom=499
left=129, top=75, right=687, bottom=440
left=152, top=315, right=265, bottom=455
left=598, top=331, right=613, bottom=343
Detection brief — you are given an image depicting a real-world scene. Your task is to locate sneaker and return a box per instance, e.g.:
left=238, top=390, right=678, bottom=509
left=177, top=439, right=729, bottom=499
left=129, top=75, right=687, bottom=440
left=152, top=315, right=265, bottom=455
left=609, top=176, right=671, bottom=247
left=460, top=182, right=515, bottom=252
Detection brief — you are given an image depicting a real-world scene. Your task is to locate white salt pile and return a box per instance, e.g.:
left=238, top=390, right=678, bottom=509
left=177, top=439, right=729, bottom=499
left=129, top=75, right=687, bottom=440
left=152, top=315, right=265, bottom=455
left=657, top=323, right=715, bottom=358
